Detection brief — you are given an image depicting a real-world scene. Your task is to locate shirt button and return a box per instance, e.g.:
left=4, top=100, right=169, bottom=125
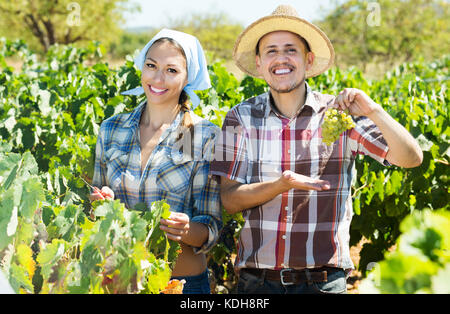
left=285, top=206, right=289, bottom=211
left=282, top=235, right=287, bottom=240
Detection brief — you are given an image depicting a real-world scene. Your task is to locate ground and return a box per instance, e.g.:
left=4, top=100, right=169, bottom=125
left=347, top=239, right=366, bottom=294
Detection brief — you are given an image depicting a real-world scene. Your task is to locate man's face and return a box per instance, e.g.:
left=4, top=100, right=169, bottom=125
left=255, top=31, right=314, bottom=94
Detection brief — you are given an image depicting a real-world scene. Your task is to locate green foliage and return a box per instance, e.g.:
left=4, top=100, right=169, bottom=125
left=360, top=209, right=450, bottom=293
left=108, top=12, right=243, bottom=62
left=318, top=0, right=450, bottom=73
left=0, top=38, right=448, bottom=293
left=0, top=38, right=140, bottom=182
left=342, top=56, right=450, bottom=274
left=168, top=12, right=243, bottom=62
left=207, top=211, right=244, bottom=293
left=0, top=148, right=179, bottom=294
left=0, top=0, right=134, bottom=52
left=306, top=56, right=449, bottom=276
left=108, top=30, right=158, bottom=59
left=195, top=61, right=267, bottom=128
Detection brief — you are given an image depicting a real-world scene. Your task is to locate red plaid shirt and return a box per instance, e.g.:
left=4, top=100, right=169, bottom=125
left=210, top=83, right=390, bottom=271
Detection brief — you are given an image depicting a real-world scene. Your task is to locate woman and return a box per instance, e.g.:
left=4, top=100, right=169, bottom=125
left=90, top=29, right=222, bottom=294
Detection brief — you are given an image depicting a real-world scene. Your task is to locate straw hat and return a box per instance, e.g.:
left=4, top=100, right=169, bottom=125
left=233, top=4, right=335, bottom=78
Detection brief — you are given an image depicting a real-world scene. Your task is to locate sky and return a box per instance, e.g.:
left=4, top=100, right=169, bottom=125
left=123, top=0, right=345, bottom=29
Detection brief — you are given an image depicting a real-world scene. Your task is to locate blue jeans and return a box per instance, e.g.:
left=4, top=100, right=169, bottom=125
left=171, top=269, right=211, bottom=294
left=237, top=267, right=347, bottom=294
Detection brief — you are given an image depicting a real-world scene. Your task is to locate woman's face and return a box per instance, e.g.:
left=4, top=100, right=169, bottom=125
left=141, top=41, right=188, bottom=106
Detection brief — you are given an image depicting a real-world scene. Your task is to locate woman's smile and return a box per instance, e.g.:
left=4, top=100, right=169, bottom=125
left=148, top=85, right=169, bottom=95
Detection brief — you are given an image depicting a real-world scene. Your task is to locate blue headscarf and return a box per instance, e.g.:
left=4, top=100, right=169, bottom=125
left=121, top=28, right=211, bottom=109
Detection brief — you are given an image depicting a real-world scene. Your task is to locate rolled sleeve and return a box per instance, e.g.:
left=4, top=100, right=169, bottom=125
left=92, top=123, right=107, bottom=187
left=348, top=116, right=391, bottom=166
left=191, top=132, right=223, bottom=254
left=210, top=109, right=249, bottom=184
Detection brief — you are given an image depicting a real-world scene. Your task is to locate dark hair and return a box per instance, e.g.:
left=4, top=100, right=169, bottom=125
left=150, top=38, right=194, bottom=136
left=255, top=32, right=311, bottom=56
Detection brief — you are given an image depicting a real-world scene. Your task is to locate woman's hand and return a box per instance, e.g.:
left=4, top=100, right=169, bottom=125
left=89, top=186, right=115, bottom=201
left=159, top=212, right=190, bottom=242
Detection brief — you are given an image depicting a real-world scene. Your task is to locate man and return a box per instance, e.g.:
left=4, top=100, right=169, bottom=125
left=210, top=5, right=423, bottom=294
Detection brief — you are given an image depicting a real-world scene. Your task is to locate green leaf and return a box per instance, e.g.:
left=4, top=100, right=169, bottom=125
left=126, top=211, right=147, bottom=242
left=117, top=257, right=137, bottom=292
left=16, top=218, right=34, bottom=245
left=94, top=199, right=123, bottom=218
left=15, top=244, right=35, bottom=278
left=416, top=134, right=434, bottom=152
left=387, top=170, right=403, bottom=195
left=19, top=176, right=44, bottom=219
left=353, top=195, right=361, bottom=215
left=146, top=261, right=171, bottom=294
left=374, top=171, right=385, bottom=201
left=48, top=204, right=82, bottom=240
left=161, top=205, right=171, bottom=220
left=378, top=253, right=437, bottom=294
left=9, top=263, right=34, bottom=293
left=0, top=188, right=20, bottom=250
left=2, top=164, right=18, bottom=191
left=80, top=244, right=102, bottom=278
left=133, top=202, right=149, bottom=213
left=431, top=264, right=450, bottom=293
left=38, top=90, right=52, bottom=117
left=150, top=200, right=170, bottom=220
left=37, top=239, right=66, bottom=280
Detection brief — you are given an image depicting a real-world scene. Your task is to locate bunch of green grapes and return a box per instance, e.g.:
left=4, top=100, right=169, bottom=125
left=322, top=108, right=356, bottom=146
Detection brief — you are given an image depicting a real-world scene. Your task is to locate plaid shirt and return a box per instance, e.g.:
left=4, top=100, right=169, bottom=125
left=93, top=101, right=222, bottom=253
left=210, top=83, right=390, bottom=270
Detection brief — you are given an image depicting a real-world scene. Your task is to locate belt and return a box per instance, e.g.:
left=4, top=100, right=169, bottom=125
left=240, top=267, right=337, bottom=285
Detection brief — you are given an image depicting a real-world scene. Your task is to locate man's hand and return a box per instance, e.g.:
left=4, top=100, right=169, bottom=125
left=278, top=170, right=331, bottom=191
left=334, top=88, right=381, bottom=117
left=334, top=88, right=423, bottom=168
left=220, top=171, right=331, bottom=214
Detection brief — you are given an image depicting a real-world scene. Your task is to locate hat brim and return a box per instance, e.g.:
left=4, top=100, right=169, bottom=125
left=233, top=16, right=335, bottom=78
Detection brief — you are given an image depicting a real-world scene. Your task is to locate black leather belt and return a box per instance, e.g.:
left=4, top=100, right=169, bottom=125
left=240, top=267, right=339, bottom=285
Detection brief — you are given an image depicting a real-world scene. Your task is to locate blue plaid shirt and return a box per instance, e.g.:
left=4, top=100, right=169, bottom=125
left=93, top=101, right=222, bottom=253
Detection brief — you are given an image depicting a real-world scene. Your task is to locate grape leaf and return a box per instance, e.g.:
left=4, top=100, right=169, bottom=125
left=16, top=244, right=35, bottom=278
left=37, top=239, right=66, bottom=280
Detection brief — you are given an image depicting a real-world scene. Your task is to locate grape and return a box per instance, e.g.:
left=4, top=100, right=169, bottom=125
left=322, top=108, right=356, bottom=146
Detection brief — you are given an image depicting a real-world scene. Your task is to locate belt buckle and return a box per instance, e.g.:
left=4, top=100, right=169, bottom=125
left=280, top=269, right=295, bottom=286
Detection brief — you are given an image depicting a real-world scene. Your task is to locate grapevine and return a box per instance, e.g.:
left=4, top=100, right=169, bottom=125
left=0, top=38, right=448, bottom=294
left=321, top=108, right=356, bottom=146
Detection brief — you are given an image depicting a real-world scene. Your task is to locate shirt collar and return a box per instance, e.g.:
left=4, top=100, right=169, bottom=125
left=122, top=100, right=183, bottom=135
left=123, top=100, right=146, bottom=128
left=263, top=82, right=321, bottom=118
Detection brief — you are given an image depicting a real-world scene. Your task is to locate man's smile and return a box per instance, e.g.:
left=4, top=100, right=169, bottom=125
left=271, top=64, right=295, bottom=76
